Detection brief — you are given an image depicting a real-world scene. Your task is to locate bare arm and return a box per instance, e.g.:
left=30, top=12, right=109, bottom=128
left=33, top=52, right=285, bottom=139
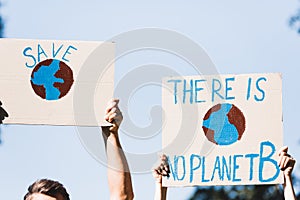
left=153, top=154, right=169, bottom=200
left=102, top=99, right=134, bottom=200
left=278, top=146, right=296, bottom=200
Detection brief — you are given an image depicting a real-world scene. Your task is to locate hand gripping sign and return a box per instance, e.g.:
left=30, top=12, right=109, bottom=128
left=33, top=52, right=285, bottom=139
left=162, top=73, right=283, bottom=186
left=0, top=39, right=114, bottom=126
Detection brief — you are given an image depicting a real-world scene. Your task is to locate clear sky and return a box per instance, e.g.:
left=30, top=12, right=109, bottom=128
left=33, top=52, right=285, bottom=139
left=0, top=0, right=300, bottom=199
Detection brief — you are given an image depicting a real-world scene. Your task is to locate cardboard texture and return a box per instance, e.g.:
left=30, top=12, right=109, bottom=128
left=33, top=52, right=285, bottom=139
left=0, top=39, right=114, bottom=126
left=162, top=73, right=283, bottom=186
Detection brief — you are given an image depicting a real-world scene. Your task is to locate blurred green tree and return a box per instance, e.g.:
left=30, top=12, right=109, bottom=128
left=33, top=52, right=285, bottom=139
left=290, top=9, right=300, bottom=34
left=189, top=176, right=300, bottom=200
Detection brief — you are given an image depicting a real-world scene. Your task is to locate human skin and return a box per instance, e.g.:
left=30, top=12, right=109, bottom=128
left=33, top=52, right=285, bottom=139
left=25, top=99, right=134, bottom=200
left=103, top=99, right=134, bottom=200
left=278, top=146, right=296, bottom=200
left=153, top=147, right=297, bottom=200
left=153, top=154, right=169, bottom=200
left=27, top=193, right=64, bottom=200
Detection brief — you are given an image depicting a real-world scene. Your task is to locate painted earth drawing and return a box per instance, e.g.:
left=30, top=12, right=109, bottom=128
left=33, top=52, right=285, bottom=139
left=30, top=59, right=74, bottom=100
left=202, top=103, right=246, bottom=145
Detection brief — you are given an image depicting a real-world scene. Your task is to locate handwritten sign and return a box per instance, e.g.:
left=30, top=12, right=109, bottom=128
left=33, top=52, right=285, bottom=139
left=162, top=73, right=283, bottom=186
left=0, top=39, right=114, bottom=126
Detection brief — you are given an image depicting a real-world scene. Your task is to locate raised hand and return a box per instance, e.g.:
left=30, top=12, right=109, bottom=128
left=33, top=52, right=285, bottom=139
left=104, top=99, right=123, bottom=134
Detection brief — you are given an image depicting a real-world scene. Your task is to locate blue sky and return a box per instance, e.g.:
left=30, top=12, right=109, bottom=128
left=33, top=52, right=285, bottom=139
left=0, top=0, right=300, bottom=199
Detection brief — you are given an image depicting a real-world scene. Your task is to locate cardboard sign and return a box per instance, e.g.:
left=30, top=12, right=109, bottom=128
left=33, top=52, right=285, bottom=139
left=0, top=39, right=114, bottom=126
left=162, top=73, right=283, bottom=186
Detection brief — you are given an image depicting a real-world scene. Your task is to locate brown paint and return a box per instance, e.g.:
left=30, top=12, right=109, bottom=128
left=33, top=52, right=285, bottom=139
left=202, top=126, right=217, bottom=144
left=202, top=103, right=246, bottom=144
left=30, top=59, right=52, bottom=99
left=30, top=59, right=74, bottom=100
left=203, top=103, right=221, bottom=120
left=54, top=61, right=74, bottom=98
left=227, top=104, right=246, bottom=140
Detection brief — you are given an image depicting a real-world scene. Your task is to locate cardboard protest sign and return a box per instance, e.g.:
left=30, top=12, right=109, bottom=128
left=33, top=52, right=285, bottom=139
left=0, top=39, right=114, bottom=126
left=162, top=73, right=283, bottom=186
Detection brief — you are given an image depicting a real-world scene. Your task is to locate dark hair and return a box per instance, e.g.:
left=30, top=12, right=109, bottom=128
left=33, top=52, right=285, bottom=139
left=24, top=179, right=70, bottom=200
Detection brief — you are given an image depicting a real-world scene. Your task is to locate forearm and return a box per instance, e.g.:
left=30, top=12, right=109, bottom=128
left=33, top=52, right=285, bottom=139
left=283, top=175, right=296, bottom=200
left=154, top=183, right=167, bottom=200
left=103, top=129, right=134, bottom=200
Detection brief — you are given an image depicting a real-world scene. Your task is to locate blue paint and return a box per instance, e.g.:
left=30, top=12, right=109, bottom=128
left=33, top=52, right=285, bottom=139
left=166, top=76, right=268, bottom=104
left=221, top=155, right=232, bottom=181
left=62, top=45, right=78, bottom=62
left=212, top=78, right=224, bottom=102
left=167, top=141, right=280, bottom=184
left=245, top=153, right=259, bottom=181
left=183, top=79, right=193, bottom=104
left=255, top=77, right=267, bottom=102
left=168, top=156, right=177, bottom=181
left=168, top=155, right=186, bottom=181
left=23, top=47, right=36, bottom=68
left=195, top=79, right=206, bottom=103
left=31, top=59, right=64, bottom=100
left=211, top=156, right=221, bottom=181
left=52, top=43, right=64, bottom=58
left=259, top=141, right=280, bottom=182
left=190, top=154, right=201, bottom=183
left=203, top=103, right=239, bottom=145
left=225, top=77, right=235, bottom=100
left=233, top=154, right=243, bottom=182
left=247, top=78, right=252, bottom=100
left=167, top=79, right=182, bottom=104
left=201, top=156, right=209, bottom=182
left=37, top=44, right=48, bottom=62
left=23, top=44, right=78, bottom=69
left=246, top=77, right=267, bottom=102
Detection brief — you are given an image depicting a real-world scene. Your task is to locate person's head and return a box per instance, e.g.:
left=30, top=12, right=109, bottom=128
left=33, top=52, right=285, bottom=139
left=23, top=179, right=70, bottom=200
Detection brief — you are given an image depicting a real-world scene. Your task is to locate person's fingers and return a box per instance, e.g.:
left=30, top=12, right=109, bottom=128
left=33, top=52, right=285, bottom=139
left=164, top=165, right=170, bottom=173
left=160, top=164, right=165, bottom=171
left=0, top=106, right=8, bottom=117
left=106, top=108, right=117, bottom=121
left=279, top=156, right=287, bottom=169
left=105, top=99, right=122, bottom=122
left=152, top=169, right=161, bottom=180
left=156, top=168, right=162, bottom=175
left=287, top=157, right=296, bottom=168
left=161, top=154, right=168, bottom=163
left=109, top=113, right=117, bottom=123
left=153, top=169, right=159, bottom=176
left=107, top=107, right=122, bottom=119
left=278, top=154, right=284, bottom=167
left=108, top=107, right=117, bottom=115
left=105, top=111, right=122, bottom=122
left=279, top=155, right=295, bottom=172
left=281, top=156, right=290, bottom=170
left=278, top=146, right=288, bottom=156
left=290, top=158, right=296, bottom=169
left=0, top=108, right=5, bottom=116
left=106, top=99, right=119, bottom=113
left=284, top=157, right=291, bottom=169
left=278, top=151, right=288, bottom=167
left=153, top=153, right=170, bottom=178
left=162, top=170, right=168, bottom=176
left=160, top=154, right=170, bottom=173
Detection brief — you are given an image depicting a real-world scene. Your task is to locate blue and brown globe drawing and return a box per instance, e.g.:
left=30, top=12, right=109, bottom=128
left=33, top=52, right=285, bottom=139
left=30, top=59, right=74, bottom=100
left=202, top=103, right=246, bottom=145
